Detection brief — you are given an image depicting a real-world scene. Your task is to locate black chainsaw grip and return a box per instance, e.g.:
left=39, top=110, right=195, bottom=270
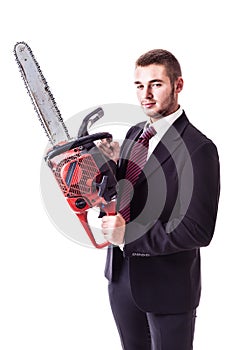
left=77, top=107, right=104, bottom=138
left=45, top=132, right=112, bottom=161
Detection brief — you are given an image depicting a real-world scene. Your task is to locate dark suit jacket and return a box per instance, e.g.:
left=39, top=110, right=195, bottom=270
left=105, top=111, right=220, bottom=314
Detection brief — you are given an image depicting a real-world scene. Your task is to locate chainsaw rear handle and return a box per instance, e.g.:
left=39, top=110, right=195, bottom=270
left=77, top=212, right=109, bottom=248
left=76, top=200, right=116, bottom=248
left=45, top=132, right=112, bottom=161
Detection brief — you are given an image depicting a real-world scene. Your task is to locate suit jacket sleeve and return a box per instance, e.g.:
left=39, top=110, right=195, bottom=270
left=123, top=139, right=220, bottom=257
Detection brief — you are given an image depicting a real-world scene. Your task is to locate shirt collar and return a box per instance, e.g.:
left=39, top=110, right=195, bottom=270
left=145, top=106, right=183, bottom=135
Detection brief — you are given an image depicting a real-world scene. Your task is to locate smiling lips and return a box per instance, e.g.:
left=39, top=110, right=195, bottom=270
left=142, top=101, right=156, bottom=108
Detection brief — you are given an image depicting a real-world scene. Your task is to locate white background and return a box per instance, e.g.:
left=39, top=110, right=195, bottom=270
left=1, top=0, right=232, bottom=349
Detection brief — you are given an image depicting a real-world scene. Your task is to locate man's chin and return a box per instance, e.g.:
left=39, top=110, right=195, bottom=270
left=142, top=107, right=162, bottom=119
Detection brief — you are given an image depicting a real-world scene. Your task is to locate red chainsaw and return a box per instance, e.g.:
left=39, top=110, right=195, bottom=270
left=14, top=42, right=117, bottom=248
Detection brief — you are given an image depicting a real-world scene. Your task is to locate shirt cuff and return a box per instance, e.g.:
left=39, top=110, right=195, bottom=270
left=119, top=243, right=125, bottom=251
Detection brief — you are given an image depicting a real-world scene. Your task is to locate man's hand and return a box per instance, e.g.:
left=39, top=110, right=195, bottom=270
left=102, top=213, right=125, bottom=245
left=96, top=138, right=120, bottom=163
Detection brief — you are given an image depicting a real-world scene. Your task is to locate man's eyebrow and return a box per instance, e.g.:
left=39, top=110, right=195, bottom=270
left=134, top=79, right=163, bottom=84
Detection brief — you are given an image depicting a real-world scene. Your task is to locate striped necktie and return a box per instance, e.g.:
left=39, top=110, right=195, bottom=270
left=119, top=125, right=156, bottom=222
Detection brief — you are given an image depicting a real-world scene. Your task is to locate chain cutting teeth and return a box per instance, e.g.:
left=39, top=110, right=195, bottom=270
left=14, top=42, right=70, bottom=145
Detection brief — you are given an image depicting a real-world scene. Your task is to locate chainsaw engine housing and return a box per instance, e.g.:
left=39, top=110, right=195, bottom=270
left=45, top=132, right=117, bottom=215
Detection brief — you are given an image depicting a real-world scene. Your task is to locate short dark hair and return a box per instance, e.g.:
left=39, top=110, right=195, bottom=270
left=135, top=49, right=182, bottom=84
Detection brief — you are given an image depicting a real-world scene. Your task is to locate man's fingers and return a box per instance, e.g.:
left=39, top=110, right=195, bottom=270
left=101, top=214, right=125, bottom=245
left=96, top=139, right=120, bottom=162
left=97, top=140, right=114, bottom=156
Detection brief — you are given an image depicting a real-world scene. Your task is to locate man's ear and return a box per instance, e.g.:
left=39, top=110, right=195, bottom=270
left=175, top=77, right=184, bottom=93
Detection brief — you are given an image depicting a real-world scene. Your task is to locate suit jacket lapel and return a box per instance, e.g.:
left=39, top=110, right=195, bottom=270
left=117, top=122, right=145, bottom=178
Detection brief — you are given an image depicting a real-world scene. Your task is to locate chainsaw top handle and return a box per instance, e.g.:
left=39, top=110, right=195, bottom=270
left=45, top=132, right=112, bottom=161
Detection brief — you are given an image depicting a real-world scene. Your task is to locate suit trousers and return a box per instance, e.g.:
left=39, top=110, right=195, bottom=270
left=108, top=257, right=196, bottom=350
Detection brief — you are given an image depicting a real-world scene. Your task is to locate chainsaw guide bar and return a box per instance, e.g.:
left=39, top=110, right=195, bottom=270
left=14, top=42, right=70, bottom=145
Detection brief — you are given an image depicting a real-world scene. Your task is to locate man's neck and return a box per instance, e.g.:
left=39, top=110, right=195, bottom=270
left=150, top=105, right=180, bottom=123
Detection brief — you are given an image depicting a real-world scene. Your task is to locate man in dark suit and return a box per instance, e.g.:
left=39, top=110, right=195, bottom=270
left=100, top=49, right=220, bottom=350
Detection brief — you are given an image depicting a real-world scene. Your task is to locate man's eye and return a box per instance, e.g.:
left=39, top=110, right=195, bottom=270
left=152, top=83, right=162, bottom=88
left=136, top=85, right=144, bottom=90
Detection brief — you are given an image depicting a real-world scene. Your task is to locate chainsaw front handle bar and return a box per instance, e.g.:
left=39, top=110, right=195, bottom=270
left=45, top=132, right=112, bottom=161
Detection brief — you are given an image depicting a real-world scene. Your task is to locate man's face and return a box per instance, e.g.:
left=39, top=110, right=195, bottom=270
left=134, top=64, right=183, bottom=120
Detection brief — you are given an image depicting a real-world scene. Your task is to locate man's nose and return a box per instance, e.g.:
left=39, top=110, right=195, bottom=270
left=142, top=86, right=153, bottom=99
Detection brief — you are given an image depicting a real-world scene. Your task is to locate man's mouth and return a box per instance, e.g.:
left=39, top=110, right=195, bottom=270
left=142, top=102, right=156, bottom=109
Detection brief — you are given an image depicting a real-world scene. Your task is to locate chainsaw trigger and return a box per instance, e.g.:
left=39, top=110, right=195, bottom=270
left=98, top=210, right=107, bottom=218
